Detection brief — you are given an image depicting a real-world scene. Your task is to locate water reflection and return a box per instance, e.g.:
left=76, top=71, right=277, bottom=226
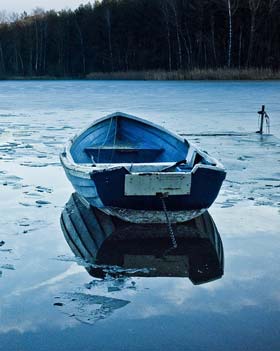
left=61, top=193, right=224, bottom=285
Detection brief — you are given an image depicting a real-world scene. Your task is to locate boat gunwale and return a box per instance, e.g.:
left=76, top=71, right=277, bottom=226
left=60, top=151, right=225, bottom=179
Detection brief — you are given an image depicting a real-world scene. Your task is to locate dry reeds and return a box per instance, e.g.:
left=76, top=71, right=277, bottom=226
left=86, top=68, right=280, bottom=80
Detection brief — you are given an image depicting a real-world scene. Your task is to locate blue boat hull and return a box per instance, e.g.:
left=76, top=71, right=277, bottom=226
left=91, top=167, right=225, bottom=211
left=61, top=112, right=227, bottom=223
left=65, top=166, right=225, bottom=212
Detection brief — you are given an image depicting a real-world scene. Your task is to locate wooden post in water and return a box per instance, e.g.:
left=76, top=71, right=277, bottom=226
left=257, top=105, right=265, bottom=134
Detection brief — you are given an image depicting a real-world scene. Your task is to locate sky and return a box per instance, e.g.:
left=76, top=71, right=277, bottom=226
left=0, top=0, right=93, bottom=14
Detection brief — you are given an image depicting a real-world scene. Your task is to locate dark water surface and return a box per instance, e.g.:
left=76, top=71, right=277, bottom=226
left=0, top=81, right=279, bottom=350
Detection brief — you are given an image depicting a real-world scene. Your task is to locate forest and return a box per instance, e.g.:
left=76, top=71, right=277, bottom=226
left=0, top=0, right=279, bottom=78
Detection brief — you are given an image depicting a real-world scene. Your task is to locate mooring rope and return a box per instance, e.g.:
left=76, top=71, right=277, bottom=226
left=160, top=196, right=178, bottom=254
left=265, top=112, right=270, bottom=134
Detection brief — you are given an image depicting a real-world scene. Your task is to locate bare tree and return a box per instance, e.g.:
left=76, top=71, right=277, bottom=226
left=213, top=0, right=238, bottom=67
left=268, top=0, right=280, bottom=13
left=0, top=41, right=6, bottom=74
left=210, top=14, right=217, bottom=67
left=247, top=0, right=261, bottom=66
left=238, top=24, right=242, bottom=68
left=0, top=10, right=8, bottom=24
left=227, top=0, right=233, bottom=67
left=104, top=7, right=113, bottom=71
left=161, top=1, right=173, bottom=71
left=9, top=12, right=20, bottom=23
left=166, top=0, right=182, bottom=70
left=30, top=9, right=45, bottom=73
left=75, top=17, right=86, bottom=74
left=0, top=11, right=7, bottom=75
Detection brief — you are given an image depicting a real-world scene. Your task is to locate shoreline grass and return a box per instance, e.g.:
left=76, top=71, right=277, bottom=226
left=86, top=68, right=280, bottom=80
left=1, top=68, right=280, bottom=81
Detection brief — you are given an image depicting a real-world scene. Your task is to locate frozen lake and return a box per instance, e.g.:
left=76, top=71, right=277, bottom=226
left=0, top=81, right=279, bottom=350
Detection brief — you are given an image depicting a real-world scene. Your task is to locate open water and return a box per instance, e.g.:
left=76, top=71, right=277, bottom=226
left=0, top=81, right=279, bottom=350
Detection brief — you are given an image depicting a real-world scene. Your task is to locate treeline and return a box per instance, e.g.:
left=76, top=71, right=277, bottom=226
left=0, top=0, right=279, bottom=78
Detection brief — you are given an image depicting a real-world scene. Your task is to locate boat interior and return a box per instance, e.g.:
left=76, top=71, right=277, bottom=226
left=70, top=114, right=215, bottom=169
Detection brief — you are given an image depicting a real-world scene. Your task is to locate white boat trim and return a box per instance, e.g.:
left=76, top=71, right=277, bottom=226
left=61, top=146, right=224, bottom=179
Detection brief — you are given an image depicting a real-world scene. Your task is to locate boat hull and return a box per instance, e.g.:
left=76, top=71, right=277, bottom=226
left=63, top=165, right=225, bottom=223
left=60, top=112, right=226, bottom=223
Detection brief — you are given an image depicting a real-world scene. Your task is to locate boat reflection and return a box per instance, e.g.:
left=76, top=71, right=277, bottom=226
left=61, top=193, right=224, bottom=285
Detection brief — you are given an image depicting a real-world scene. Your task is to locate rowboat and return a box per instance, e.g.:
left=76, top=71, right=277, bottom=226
left=61, top=193, right=224, bottom=285
left=60, top=112, right=226, bottom=223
